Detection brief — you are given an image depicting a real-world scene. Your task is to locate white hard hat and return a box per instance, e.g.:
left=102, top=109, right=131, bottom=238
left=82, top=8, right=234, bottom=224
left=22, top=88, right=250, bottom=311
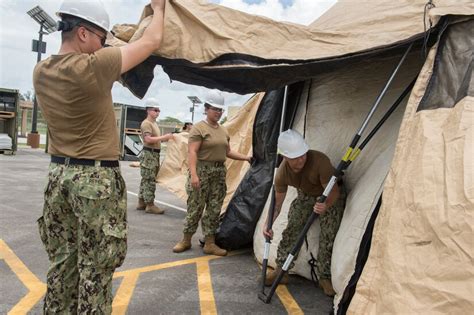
left=204, top=90, right=225, bottom=109
left=278, top=129, right=309, bottom=159
left=57, top=0, right=110, bottom=33
left=145, top=98, right=160, bottom=109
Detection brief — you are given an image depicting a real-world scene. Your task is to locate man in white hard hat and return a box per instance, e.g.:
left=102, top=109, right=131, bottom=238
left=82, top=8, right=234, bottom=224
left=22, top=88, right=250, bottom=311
left=137, top=98, right=174, bottom=214
left=33, top=0, right=167, bottom=313
left=263, top=129, right=345, bottom=296
left=173, top=90, right=253, bottom=256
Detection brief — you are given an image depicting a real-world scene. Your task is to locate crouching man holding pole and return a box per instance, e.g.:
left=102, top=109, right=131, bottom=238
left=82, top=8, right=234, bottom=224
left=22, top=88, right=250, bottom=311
left=263, top=130, right=346, bottom=296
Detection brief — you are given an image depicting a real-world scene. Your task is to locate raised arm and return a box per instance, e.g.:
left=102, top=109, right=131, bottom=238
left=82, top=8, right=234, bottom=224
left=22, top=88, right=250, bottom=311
left=120, top=0, right=166, bottom=74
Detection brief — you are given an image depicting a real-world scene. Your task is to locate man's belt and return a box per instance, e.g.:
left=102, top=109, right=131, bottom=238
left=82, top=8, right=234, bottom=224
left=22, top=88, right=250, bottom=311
left=143, top=147, right=161, bottom=153
left=51, top=155, right=119, bottom=167
left=198, top=160, right=225, bottom=167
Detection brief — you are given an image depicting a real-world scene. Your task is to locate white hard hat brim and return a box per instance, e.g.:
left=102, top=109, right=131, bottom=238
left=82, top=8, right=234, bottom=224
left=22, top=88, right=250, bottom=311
left=279, top=144, right=309, bottom=159
left=205, top=102, right=225, bottom=109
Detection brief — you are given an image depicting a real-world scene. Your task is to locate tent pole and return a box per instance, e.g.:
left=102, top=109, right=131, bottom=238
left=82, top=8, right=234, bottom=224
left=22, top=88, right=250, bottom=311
left=260, top=43, right=415, bottom=304
left=259, top=85, right=289, bottom=295
left=346, top=76, right=417, bottom=167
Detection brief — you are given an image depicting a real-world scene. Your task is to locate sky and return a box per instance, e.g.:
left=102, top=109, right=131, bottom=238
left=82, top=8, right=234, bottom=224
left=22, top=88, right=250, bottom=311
left=0, top=0, right=335, bottom=122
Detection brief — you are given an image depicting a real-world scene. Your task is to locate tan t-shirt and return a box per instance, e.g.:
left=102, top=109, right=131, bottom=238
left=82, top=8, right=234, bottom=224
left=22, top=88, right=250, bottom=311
left=33, top=47, right=122, bottom=160
left=275, top=150, right=334, bottom=197
left=141, top=119, right=161, bottom=149
left=189, top=121, right=229, bottom=162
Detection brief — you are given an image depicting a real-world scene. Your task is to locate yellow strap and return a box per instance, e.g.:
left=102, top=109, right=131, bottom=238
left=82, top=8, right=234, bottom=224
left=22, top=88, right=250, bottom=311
left=349, top=148, right=361, bottom=162
left=342, top=147, right=353, bottom=162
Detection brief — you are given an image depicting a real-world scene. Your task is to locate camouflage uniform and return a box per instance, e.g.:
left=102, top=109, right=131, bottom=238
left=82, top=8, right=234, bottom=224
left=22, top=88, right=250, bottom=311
left=276, top=187, right=346, bottom=279
left=138, top=150, right=160, bottom=203
left=183, top=162, right=227, bottom=236
left=37, top=163, right=127, bottom=314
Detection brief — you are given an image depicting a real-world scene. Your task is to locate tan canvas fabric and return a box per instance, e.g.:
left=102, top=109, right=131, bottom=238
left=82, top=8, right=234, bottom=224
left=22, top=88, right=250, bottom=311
left=110, top=0, right=474, bottom=64
left=157, top=93, right=263, bottom=210
left=347, top=42, right=474, bottom=315
left=141, top=119, right=161, bottom=149
left=189, top=121, right=230, bottom=162
left=274, top=150, right=334, bottom=196
left=33, top=47, right=122, bottom=160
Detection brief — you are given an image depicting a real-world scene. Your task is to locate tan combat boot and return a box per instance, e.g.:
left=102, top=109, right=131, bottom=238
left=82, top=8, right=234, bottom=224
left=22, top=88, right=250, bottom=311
left=319, top=278, right=336, bottom=297
left=264, top=266, right=289, bottom=286
left=173, top=233, right=193, bottom=253
left=203, top=235, right=227, bottom=256
left=145, top=203, right=165, bottom=214
left=136, top=198, right=146, bottom=210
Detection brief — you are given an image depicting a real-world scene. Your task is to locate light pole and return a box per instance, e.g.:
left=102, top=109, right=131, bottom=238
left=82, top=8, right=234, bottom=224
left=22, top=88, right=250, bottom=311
left=26, top=6, right=57, bottom=149
left=187, top=96, right=202, bottom=123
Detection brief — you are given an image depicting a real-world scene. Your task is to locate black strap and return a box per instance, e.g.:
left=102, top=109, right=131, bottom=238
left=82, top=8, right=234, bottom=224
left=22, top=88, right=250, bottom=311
left=51, top=155, right=119, bottom=167
left=304, top=235, right=320, bottom=287
left=142, top=147, right=161, bottom=153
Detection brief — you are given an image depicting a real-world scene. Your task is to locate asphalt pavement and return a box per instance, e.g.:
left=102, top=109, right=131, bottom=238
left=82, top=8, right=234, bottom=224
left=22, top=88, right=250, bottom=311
left=0, top=148, right=333, bottom=314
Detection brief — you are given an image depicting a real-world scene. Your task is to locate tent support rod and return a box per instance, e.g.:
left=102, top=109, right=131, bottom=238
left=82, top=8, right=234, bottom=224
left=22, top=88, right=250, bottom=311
left=346, top=76, right=418, bottom=166
left=259, top=86, right=289, bottom=295
left=259, top=43, right=416, bottom=304
left=357, top=42, right=413, bottom=135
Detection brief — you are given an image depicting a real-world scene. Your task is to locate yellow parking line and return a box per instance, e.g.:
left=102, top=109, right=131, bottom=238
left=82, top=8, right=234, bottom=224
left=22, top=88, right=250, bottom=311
left=1, top=240, right=251, bottom=315
left=0, top=239, right=46, bottom=315
left=112, top=273, right=140, bottom=315
left=276, top=285, right=304, bottom=315
left=114, top=249, right=248, bottom=277
left=196, top=261, right=217, bottom=315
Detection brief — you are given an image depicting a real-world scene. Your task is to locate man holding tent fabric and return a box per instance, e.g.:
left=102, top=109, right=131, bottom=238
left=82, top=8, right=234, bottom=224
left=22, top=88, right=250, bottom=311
left=33, top=0, right=167, bottom=313
left=136, top=98, right=174, bottom=214
left=263, top=129, right=346, bottom=296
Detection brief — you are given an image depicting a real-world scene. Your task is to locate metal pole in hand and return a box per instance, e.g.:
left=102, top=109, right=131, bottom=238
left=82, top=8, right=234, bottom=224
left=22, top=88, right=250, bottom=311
left=259, top=86, right=288, bottom=295
left=260, top=43, right=414, bottom=304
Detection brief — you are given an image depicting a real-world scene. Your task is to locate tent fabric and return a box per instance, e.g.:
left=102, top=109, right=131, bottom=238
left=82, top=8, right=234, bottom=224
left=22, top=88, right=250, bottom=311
left=417, top=17, right=474, bottom=111
left=109, top=1, right=474, bottom=313
left=347, top=18, right=474, bottom=315
left=156, top=93, right=262, bottom=210
left=110, top=0, right=474, bottom=97
left=253, top=47, right=425, bottom=298
left=216, top=90, right=283, bottom=249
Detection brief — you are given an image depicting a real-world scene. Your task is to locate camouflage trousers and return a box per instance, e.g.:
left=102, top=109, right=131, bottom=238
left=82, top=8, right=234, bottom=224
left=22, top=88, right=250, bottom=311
left=139, top=150, right=160, bottom=203
left=276, top=187, right=346, bottom=279
left=37, top=162, right=127, bottom=314
left=183, top=162, right=227, bottom=236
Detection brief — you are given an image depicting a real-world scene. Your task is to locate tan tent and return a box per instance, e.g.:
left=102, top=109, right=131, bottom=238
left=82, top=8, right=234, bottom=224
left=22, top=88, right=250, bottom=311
left=112, top=0, right=473, bottom=313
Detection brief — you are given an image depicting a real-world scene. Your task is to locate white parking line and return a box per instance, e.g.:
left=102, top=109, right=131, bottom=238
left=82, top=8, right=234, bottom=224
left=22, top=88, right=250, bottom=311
left=127, top=191, right=187, bottom=212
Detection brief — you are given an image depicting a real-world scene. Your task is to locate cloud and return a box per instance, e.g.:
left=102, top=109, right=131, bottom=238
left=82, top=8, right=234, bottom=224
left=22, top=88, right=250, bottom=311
left=0, top=0, right=335, bottom=122
left=214, top=0, right=334, bottom=25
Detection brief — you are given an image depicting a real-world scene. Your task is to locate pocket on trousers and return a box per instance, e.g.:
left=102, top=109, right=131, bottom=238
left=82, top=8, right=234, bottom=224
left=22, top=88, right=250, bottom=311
left=140, top=151, right=155, bottom=169
left=100, top=222, right=127, bottom=269
left=37, top=216, right=53, bottom=261
left=77, top=178, right=112, bottom=200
